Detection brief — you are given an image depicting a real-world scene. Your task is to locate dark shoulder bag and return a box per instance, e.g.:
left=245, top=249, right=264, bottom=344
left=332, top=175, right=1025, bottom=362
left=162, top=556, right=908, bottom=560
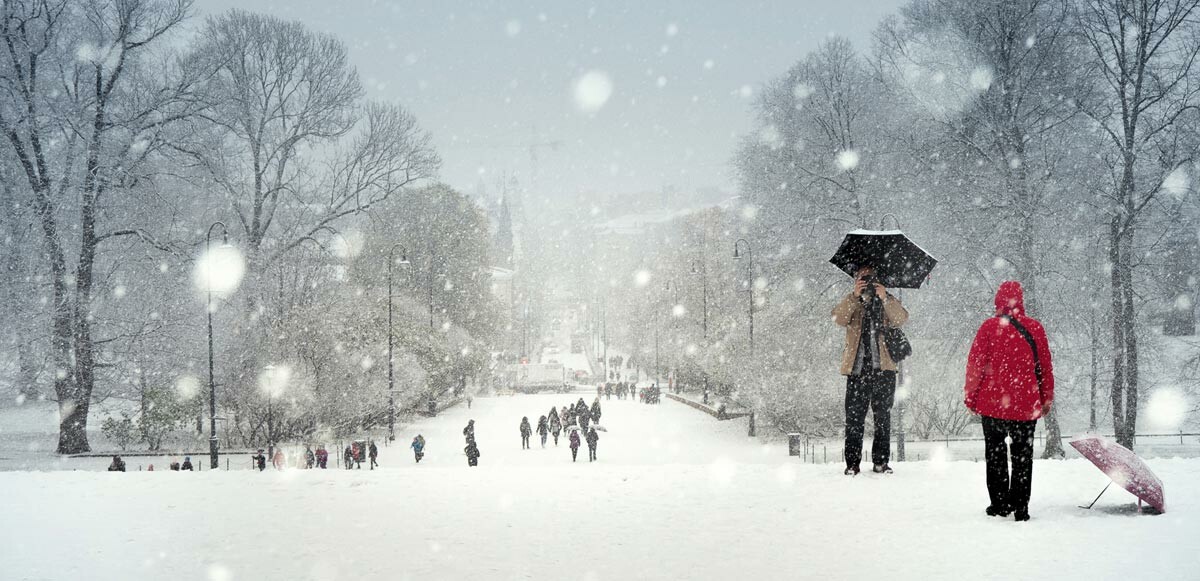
left=999, top=315, right=1044, bottom=395
left=877, top=297, right=912, bottom=363
left=882, top=326, right=911, bottom=363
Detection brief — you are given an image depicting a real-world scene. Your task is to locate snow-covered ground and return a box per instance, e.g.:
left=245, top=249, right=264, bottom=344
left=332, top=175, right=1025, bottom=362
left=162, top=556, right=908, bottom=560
left=4, top=393, right=1198, bottom=580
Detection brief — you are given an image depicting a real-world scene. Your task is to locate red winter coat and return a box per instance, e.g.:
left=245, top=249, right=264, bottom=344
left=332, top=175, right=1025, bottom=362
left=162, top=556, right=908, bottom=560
left=964, top=281, right=1055, bottom=421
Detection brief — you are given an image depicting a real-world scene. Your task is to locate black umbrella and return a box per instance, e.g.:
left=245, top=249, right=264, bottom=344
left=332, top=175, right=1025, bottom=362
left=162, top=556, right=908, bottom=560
left=829, top=229, right=937, bottom=289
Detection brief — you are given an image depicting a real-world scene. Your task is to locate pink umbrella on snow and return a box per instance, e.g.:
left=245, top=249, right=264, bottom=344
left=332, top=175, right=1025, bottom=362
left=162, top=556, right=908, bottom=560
left=1069, top=434, right=1165, bottom=514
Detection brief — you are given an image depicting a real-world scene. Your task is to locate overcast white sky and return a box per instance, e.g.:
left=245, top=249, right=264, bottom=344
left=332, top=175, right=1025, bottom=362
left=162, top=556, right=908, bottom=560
left=196, top=0, right=908, bottom=200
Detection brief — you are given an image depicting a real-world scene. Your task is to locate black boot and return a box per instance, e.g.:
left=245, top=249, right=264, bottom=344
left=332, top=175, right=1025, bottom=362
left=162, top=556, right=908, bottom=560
left=872, top=464, right=893, bottom=474
left=1013, top=506, right=1030, bottom=521
left=985, top=505, right=1011, bottom=517
left=844, top=465, right=860, bottom=476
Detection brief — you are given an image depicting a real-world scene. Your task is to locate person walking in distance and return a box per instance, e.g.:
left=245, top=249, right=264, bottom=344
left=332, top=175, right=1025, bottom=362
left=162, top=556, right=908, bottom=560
left=964, top=281, right=1054, bottom=522
left=568, top=429, right=581, bottom=462
left=107, top=455, right=126, bottom=472
left=315, top=445, right=328, bottom=469
left=411, top=435, right=426, bottom=463
left=536, top=415, right=549, bottom=448
left=585, top=426, right=599, bottom=462
left=548, top=408, right=562, bottom=446
left=368, top=440, right=379, bottom=470
left=465, top=438, right=480, bottom=467
left=832, top=265, right=909, bottom=476
left=520, top=417, right=533, bottom=450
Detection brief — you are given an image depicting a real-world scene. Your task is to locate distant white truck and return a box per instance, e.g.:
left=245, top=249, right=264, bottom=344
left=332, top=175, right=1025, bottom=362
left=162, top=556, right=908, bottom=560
left=507, top=363, right=566, bottom=393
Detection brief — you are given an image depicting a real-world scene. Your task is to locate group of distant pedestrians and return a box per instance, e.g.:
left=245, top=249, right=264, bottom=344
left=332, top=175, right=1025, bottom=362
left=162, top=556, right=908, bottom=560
left=536, top=396, right=602, bottom=462
left=102, top=390, right=619, bottom=473
left=596, top=381, right=659, bottom=403
left=107, top=455, right=194, bottom=472
left=246, top=442, right=378, bottom=471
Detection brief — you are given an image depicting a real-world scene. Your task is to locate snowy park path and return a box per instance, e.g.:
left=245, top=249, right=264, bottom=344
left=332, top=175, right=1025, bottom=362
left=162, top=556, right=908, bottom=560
left=4, top=393, right=1199, bottom=580
left=402, top=391, right=768, bottom=468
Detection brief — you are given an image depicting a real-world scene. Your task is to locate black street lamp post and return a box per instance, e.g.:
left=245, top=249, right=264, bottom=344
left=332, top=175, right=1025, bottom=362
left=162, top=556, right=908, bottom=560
left=427, top=242, right=436, bottom=331
left=690, top=259, right=710, bottom=404
left=733, top=238, right=754, bottom=353
left=664, top=280, right=680, bottom=393
left=601, top=299, right=608, bottom=382
left=264, top=364, right=276, bottom=462
left=654, top=306, right=660, bottom=387
left=387, top=244, right=412, bottom=443
left=733, top=238, right=756, bottom=437
left=205, top=221, right=229, bottom=470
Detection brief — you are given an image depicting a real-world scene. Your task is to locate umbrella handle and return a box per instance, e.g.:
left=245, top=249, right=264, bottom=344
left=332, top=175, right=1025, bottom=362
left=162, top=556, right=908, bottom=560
left=1079, top=481, right=1113, bottom=510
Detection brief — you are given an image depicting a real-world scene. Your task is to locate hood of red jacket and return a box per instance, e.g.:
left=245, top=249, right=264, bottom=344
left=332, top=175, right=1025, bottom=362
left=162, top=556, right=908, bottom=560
left=995, top=281, right=1025, bottom=316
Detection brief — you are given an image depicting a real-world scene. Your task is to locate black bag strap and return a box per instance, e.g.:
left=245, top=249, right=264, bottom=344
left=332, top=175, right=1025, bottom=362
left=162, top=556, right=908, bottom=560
left=999, top=315, right=1044, bottom=394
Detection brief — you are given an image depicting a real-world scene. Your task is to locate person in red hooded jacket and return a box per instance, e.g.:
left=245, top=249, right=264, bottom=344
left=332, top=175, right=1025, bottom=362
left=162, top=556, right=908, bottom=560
left=964, top=281, right=1054, bottom=522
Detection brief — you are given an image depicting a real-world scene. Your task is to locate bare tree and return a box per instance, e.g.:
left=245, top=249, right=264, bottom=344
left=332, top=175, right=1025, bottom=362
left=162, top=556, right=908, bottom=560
left=177, top=11, right=439, bottom=428
left=877, top=0, right=1096, bottom=457
left=187, top=9, right=364, bottom=274
left=0, top=157, right=43, bottom=400
left=1075, top=0, right=1200, bottom=449
left=0, top=0, right=195, bottom=452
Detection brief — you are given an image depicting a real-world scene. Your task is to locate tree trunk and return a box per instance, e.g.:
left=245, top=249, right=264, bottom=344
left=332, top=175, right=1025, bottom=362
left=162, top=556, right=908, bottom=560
left=1110, top=206, right=1139, bottom=450
left=57, top=397, right=91, bottom=454
left=1113, top=218, right=1132, bottom=448
left=17, top=339, right=40, bottom=399
left=1009, top=132, right=1065, bottom=460
left=1089, top=305, right=1099, bottom=432
left=64, top=85, right=112, bottom=456
left=1162, top=228, right=1198, bottom=336
left=0, top=176, right=40, bottom=400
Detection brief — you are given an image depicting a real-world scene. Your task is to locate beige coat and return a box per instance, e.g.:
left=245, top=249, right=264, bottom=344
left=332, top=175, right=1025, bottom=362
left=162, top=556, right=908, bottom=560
left=831, top=292, right=909, bottom=376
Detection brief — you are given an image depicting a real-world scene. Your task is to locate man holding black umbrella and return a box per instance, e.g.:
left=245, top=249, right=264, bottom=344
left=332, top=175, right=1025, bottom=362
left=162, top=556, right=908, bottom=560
left=832, top=265, right=909, bottom=476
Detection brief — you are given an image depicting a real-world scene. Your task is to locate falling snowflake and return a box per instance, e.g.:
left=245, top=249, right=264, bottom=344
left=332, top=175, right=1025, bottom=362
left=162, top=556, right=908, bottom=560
left=573, top=71, right=613, bottom=113
left=836, top=150, right=860, bottom=171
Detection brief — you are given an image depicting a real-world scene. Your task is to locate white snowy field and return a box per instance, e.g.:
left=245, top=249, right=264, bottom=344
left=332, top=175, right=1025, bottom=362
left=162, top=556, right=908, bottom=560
left=3, top=394, right=1198, bottom=581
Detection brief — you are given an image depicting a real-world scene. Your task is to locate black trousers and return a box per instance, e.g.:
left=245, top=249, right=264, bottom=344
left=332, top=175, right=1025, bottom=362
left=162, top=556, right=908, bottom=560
left=521, top=435, right=530, bottom=449
left=844, top=370, right=896, bottom=467
left=982, top=416, right=1036, bottom=511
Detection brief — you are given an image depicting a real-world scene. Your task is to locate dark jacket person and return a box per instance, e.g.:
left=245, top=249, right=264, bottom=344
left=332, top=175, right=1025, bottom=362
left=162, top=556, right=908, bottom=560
left=832, top=265, right=909, bottom=476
